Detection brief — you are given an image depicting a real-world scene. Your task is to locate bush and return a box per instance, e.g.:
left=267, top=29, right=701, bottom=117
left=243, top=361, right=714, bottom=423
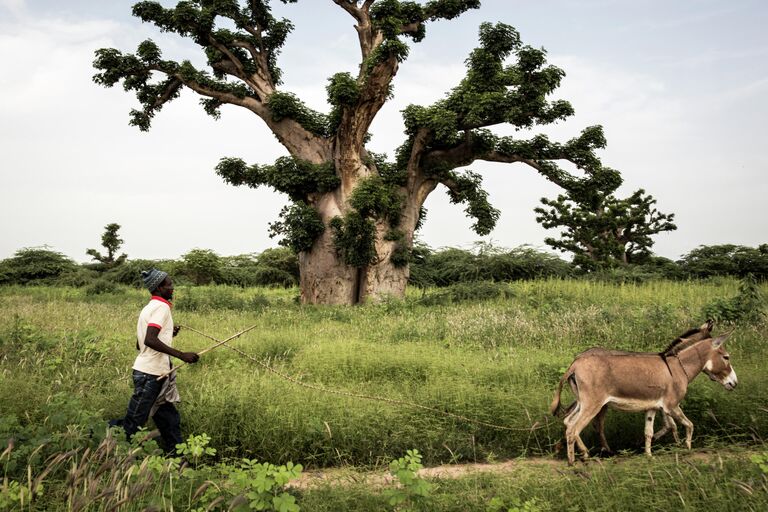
left=85, top=279, right=123, bottom=296
left=181, top=249, right=222, bottom=285
left=256, top=248, right=299, bottom=282
left=635, top=255, right=685, bottom=279
left=701, top=274, right=765, bottom=324
left=0, top=247, right=77, bottom=285
left=483, top=245, right=572, bottom=281
left=678, top=244, right=768, bottom=280
left=250, top=266, right=297, bottom=287
left=409, top=243, right=571, bottom=287
left=217, top=250, right=299, bottom=287
left=418, top=281, right=514, bottom=305
left=105, top=259, right=185, bottom=287
left=55, top=268, right=100, bottom=287
left=174, top=287, right=271, bottom=312
left=584, top=265, right=666, bottom=284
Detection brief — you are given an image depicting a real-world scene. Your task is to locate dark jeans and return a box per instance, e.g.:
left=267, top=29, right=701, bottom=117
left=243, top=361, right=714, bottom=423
left=109, top=369, right=182, bottom=453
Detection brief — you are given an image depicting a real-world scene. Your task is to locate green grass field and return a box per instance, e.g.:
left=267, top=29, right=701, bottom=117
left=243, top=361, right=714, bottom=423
left=0, top=279, right=766, bottom=510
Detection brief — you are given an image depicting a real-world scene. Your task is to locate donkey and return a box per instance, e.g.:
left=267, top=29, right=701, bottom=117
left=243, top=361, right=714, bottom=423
left=551, top=324, right=737, bottom=465
left=563, top=321, right=715, bottom=456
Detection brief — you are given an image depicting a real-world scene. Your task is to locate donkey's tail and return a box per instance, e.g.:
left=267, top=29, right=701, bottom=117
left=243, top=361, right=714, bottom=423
left=550, top=367, right=575, bottom=416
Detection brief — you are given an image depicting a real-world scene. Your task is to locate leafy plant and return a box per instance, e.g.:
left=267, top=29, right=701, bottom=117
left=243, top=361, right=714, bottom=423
left=702, top=274, right=765, bottom=324
left=176, top=433, right=217, bottom=466
left=750, top=452, right=768, bottom=475
left=0, top=479, right=38, bottom=510
left=225, top=459, right=303, bottom=512
left=384, top=449, right=432, bottom=511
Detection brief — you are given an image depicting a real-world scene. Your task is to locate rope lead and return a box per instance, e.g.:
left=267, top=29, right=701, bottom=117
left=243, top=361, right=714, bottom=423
left=181, top=324, right=556, bottom=433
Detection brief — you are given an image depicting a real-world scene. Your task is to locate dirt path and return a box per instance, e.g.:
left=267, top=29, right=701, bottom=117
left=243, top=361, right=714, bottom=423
left=288, top=449, right=735, bottom=490
left=290, top=456, right=575, bottom=489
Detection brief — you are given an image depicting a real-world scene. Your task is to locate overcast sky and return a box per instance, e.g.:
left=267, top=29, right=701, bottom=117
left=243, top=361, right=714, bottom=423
left=1, top=0, right=766, bottom=262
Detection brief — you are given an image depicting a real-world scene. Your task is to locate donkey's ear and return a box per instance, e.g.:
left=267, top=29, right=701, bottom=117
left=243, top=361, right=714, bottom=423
left=712, top=332, right=731, bottom=348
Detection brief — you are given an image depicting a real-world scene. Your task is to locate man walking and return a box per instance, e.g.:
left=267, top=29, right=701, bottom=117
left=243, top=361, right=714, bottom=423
left=110, top=268, right=199, bottom=453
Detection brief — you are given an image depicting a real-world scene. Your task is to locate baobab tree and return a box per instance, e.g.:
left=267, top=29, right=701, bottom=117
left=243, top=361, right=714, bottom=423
left=535, top=189, right=677, bottom=269
left=86, top=223, right=128, bottom=269
left=94, top=0, right=623, bottom=304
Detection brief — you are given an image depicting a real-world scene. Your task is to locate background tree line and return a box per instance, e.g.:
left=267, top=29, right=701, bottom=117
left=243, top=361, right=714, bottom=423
left=0, top=223, right=766, bottom=292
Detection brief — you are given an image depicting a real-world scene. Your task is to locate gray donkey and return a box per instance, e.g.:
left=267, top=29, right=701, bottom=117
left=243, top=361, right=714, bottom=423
left=551, top=322, right=737, bottom=464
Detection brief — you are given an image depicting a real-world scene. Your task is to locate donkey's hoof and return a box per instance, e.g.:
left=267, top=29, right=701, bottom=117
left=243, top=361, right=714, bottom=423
left=598, top=448, right=615, bottom=458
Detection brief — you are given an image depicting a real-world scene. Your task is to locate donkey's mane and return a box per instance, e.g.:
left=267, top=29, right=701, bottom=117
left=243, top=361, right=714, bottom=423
left=660, top=327, right=704, bottom=356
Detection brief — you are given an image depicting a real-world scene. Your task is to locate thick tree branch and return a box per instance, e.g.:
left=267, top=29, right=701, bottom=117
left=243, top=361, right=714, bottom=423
left=208, top=35, right=246, bottom=74
left=333, top=0, right=378, bottom=59
left=333, top=0, right=362, bottom=22
left=148, top=66, right=324, bottom=158
left=206, top=34, right=276, bottom=100
left=152, top=78, right=183, bottom=110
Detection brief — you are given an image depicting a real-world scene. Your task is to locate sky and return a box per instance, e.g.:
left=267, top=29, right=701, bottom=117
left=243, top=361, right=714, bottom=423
left=1, top=0, right=767, bottom=263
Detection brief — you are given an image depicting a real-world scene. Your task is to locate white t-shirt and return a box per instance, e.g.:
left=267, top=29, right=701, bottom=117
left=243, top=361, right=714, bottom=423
left=133, top=296, right=174, bottom=376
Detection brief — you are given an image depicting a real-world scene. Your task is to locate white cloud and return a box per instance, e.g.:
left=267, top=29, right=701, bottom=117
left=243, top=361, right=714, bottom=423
left=0, top=0, right=25, bottom=16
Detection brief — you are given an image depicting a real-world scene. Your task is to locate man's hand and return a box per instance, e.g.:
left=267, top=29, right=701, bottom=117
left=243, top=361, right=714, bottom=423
left=179, top=352, right=199, bottom=364
left=173, top=325, right=182, bottom=337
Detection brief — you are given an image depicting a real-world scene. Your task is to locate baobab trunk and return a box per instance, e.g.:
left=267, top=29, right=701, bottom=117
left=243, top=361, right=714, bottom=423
left=298, top=229, right=359, bottom=305
left=359, top=225, right=411, bottom=302
left=299, top=235, right=410, bottom=305
left=298, top=188, right=416, bottom=305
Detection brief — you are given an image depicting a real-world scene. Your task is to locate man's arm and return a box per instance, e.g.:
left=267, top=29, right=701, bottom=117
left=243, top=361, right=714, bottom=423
left=144, top=326, right=199, bottom=364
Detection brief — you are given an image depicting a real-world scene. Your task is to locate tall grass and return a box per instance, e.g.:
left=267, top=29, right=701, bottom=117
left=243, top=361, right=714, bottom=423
left=1, top=279, right=766, bottom=510
left=0, top=279, right=765, bottom=469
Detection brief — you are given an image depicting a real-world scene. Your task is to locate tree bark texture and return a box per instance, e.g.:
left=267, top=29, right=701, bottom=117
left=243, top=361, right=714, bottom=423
left=298, top=160, right=424, bottom=305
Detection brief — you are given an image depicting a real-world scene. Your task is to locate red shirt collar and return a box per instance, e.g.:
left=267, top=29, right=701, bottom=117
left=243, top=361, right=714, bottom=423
left=151, top=295, right=173, bottom=308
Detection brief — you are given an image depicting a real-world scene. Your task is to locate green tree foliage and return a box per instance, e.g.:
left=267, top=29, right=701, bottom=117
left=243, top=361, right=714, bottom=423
left=534, top=188, right=676, bottom=269
left=182, top=248, right=222, bottom=285
left=329, top=212, right=378, bottom=268
left=0, top=247, right=77, bottom=285
left=267, top=202, right=326, bottom=254
left=678, top=244, right=768, bottom=280
left=86, top=223, right=128, bottom=269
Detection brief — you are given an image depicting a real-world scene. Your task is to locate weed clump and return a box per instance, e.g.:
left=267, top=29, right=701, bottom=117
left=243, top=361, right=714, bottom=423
left=702, top=274, right=765, bottom=324
left=418, top=282, right=514, bottom=305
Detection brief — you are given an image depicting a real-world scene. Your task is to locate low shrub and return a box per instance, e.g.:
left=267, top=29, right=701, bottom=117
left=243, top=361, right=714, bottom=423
left=85, top=279, right=123, bottom=296
left=55, top=267, right=100, bottom=287
left=410, top=243, right=571, bottom=287
left=104, top=258, right=185, bottom=287
left=174, top=287, right=271, bottom=311
left=418, top=282, right=514, bottom=305
left=702, top=274, right=765, bottom=324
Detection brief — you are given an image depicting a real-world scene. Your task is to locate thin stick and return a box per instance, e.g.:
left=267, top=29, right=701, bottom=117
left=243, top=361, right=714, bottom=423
left=155, top=324, right=259, bottom=380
